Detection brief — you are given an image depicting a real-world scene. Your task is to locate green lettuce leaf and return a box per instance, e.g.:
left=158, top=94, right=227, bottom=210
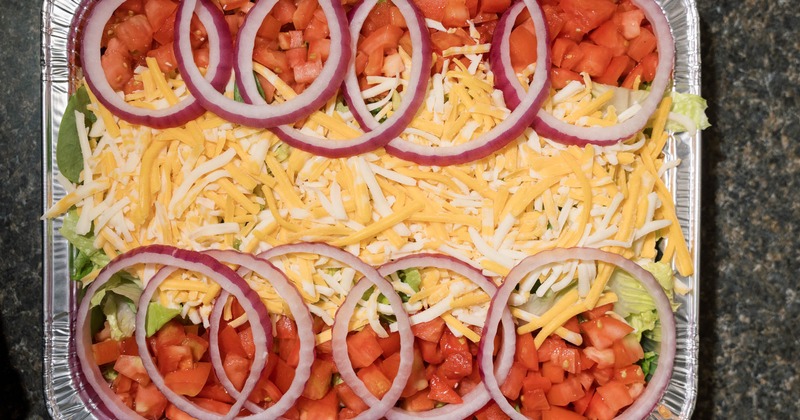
left=57, top=86, right=96, bottom=183
left=667, top=91, right=711, bottom=132
left=638, top=351, right=658, bottom=380
left=626, top=310, right=659, bottom=341
left=103, top=296, right=137, bottom=340
left=145, top=302, right=182, bottom=337
left=607, top=261, right=675, bottom=318
left=89, top=271, right=141, bottom=308
left=398, top=268, right=421, bottom=293
left=60, top=209, right=110, bottom=280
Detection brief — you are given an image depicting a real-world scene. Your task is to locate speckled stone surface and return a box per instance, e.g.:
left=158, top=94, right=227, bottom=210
left=0, top=0, right=798, bottom=419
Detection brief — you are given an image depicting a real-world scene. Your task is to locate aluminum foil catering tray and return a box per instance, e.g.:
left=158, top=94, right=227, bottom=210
left=41, top=0, right=702, bottom=417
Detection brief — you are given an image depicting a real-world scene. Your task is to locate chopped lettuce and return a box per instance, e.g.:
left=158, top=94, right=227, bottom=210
left=57, top=86, right=96, bottom=183
left=608, top=261, right=678, bottom=341
left=61, top=209, right=110, bottom=280
left=103, top=296, right=137, bottom=341
left=639, top=351, right=659, bottom=380
left=667, top=91, right=711, bottom=132
left=519, top=285, right=576, bottom=317
left=145, top=302, right=182, bottom=337
left=398, top=268, right=421, bottom=293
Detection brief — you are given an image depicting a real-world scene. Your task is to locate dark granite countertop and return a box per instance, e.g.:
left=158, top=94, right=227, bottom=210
left=1, top=0, right=798, bottom=418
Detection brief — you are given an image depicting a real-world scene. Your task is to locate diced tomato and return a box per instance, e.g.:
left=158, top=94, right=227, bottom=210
left=614, top=365, right=645, bottom=384
left=151, top=8, right=177, bottom=45
left=93, top=339, right=121, bottom=365
left=336, top=382, right=369, bottom=413
left=612, top=334, right=644, bottom=368
left=156, top=321, right=187, bottom=349
left=116, top=0, right=145, bottom=17
left=583, top=347, right=615, bottom=369
left=101, top=47, right=134, bottom=91
left=278, top=336, right=301, bottom=367
left=574, top=42, right=612, bottom=77
left=640, top=51, right=658, bottom=82
left=379, top=352, right=401, bottom=381
left=418, top=339, right=443, bottom=365
left=357, top=364, right=393, bottom=399
left=546, top=376, right=585, bottom=406
left=627, top=382, right=645, bottom=400
left=286, top=47, right=308, bottom=68
left=575, top=371, right=595, bottom=390
left=365, top=48, right=384, bottom=76
left=560, top=0, right=617, bottom=33
left=550, top=346, right=581, bottom=374
left=112, top=372, right=134, bottom=395
left=521, top=388, right=551, bottom=412
left=253, top=44, right=291, bottom=80
left=515, top=332, right=540, bottom=371
left=144, top=0, right=176, bottom=35
left=626, top=27, right=656, bottom=61
left=615, top=9, right=644, bottom=39
left=582, top=303, right=614, bottom=320
left=294, top=59, right=323, bottom=84
left=580, top=316, right=634, bottom=349
left=346, top=327, right=384, bottom=369
left=542, top=405, right=588, bottom=420
left=401, top=348, right=428, bottom=397
left=541, top=360, right=565, bottom=384
left=257, top=15, right=282, bottom=40
left=621, top=63, right=643, bottom=88
left=589, top=20, right=627, bottom=56
left=499, top=362, right=527, bottom=400
left=439, top=329, right=469, bottom=358
left=542, top=5, right=565, bottom=41
left=595, top=380, right=633, bottom=412
left=594, top=54, right=632, bottom=85
left=193, top=47, right=210, bottom=69
left=191, top=398, right=232, bottom=415
left=223, top=353, right=250, bottom=391
left=480, top=0, right=511, bottom=14
left=135, top=383, right=168, bottom=418
left=585, top=391, right=617, bottom=420
left=438, top=352, right=472, bottom=380
left=165, top=403, right=194, bottom=420
left=373, top=331, right=400, bottom=358
left=218, top=0, right=249, bottom=11
left=119, top=337, right=139, bottom=356
left=427, top=374, right=462, bottom=404
left=272, top=0, right=297, bottom=25
left=359, top=24, right=404, bottom=55
left=217, top=324, right=247, bottom=360
left=390, top=6, right=407, bottom=28
left=537, top=336, right=566, bottom=363
left=411, top=0, right=446, bottom=22
left=196, top=383, right=235, bottom=404
left=402, top=389, right=436, bottom=412
left=303, top=358, right=334, bottom=400
left=292, top=0, right=318, bottom=30
left=509, top=24, right=538, bottom=72
left=304, top=14, right=330, bottom=42
left=442, top=0, right=470, bottom=28
left=115, top=355, right=151, bottom=385
left=164, top=362, right=211, bottom=397
left=363, top=1, right=393, bottom=34
left=573, top=386, right=594, bottom=415
left=297, top=388, right=338, bottom=420
left=115, top=14, right=153, bottom=56
left=523, top=372, right=553, bottom=393
left=591, top=366, right=614, bottom=386
left=474, top=402, right=508, bottom=420
left=307, top=38, right=331, bottom=63
left=157, top=345, right=193, bottom=374
left=146, top=43, right=177, bottom=72
left=278, top=30, right=305, bottom=50
left=273, top=357, right=296, bottom=394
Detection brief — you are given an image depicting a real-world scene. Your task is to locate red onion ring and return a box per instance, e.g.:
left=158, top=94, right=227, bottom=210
left=494, top=0, right=676, bottom=146
left=376, top=254, right=516, bottom=420
left=174, top=0, right=349, bottom=128
left=76, top=245, right=268, bottom=419
left=204, top=249, right=316, bottom=418
left=263, top=0, right=431, bottom=158
left=257, top=243, right=414, bottom=420
left=382, top=0, right=550, bottom=166
left=80, top=0, right=231, bottom=129
left=479, top=248, right=676, bottom=419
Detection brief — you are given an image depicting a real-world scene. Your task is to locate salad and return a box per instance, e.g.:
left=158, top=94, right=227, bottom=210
left=45, top=0, right=709, bottom=418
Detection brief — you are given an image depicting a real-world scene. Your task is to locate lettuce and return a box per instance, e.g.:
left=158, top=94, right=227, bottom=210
left=608, top=262, right=678, bottom=342
left=398, top=268, right=421, bottom=293
left=103, top=296, right=137, bottom=341
left=57, top=86, right=96, bottom=183
left=667, top=91, right=711, bottom=132
left=61, top=209, right=110, bottom=279
left=145, top=302, right=182, bottom=337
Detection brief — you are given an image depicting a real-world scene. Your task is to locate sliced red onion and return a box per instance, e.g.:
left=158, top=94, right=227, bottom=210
left=479, top=248, right=676, bottom=419
left=67, top=0, right=93, bottom=81
left=80, top=0, right=231, bottom=128
left=204, top=249, right=316, bottom=418
left=174, top=0, right=349, bottom=128
left=76, top=245, right=268, bottom=419
left=257, top=243, right=414, bottom=420
left=382, top=0, right=550, bottom=166
left=266, top=0, right=431, bottom=158
left=376, top=254, right=516, bottom=420
left=495, top=0, right=675, bottom=146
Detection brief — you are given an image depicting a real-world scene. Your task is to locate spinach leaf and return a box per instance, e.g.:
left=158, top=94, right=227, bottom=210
left=57, top=86, right=96, bottom=183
